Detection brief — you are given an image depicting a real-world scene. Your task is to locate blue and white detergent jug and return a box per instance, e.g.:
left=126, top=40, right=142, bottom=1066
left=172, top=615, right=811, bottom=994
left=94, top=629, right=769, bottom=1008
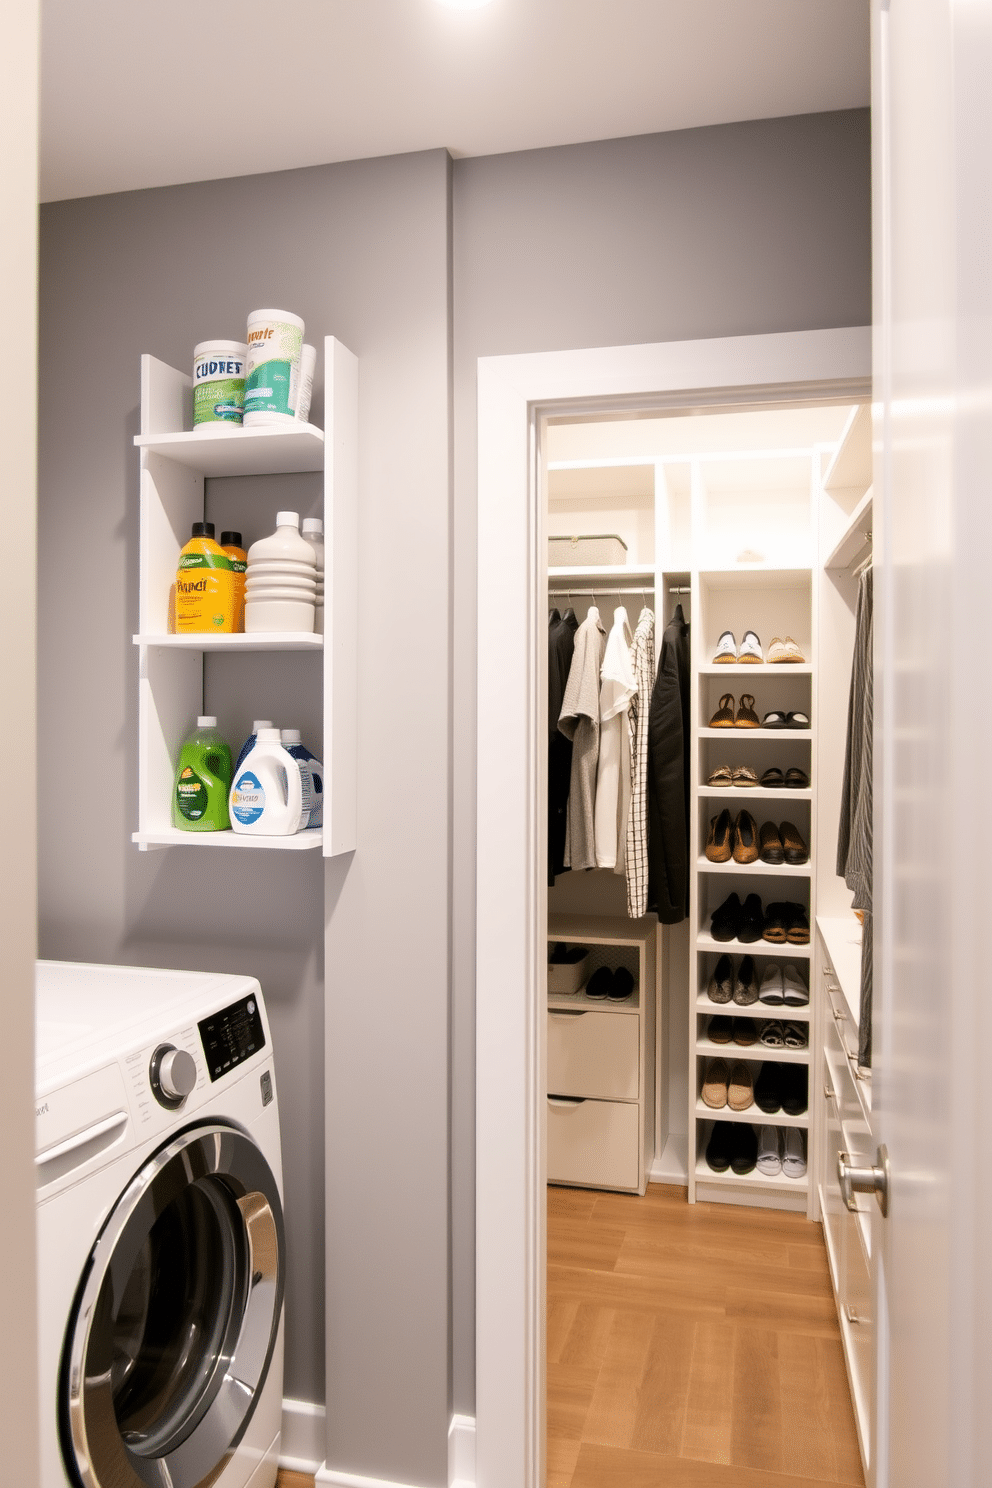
left=229, top=729, right=304, bottom=835
left=281, top=728, right=323, bottom=829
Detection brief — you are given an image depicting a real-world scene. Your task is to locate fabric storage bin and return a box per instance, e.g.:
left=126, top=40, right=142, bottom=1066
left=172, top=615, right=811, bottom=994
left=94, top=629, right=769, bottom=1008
left=547, top=946, right=589, bottom=995
left=548, top=534, right=628, bottom=567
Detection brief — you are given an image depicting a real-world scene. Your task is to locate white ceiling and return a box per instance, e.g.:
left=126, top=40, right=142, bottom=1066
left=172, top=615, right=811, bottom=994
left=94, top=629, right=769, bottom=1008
left=41, top=0, right=869, bottom=203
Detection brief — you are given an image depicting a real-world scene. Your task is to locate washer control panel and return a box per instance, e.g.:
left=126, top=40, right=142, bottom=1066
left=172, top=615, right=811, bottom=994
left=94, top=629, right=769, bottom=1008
left=198, top=993, right=266, bottom=1082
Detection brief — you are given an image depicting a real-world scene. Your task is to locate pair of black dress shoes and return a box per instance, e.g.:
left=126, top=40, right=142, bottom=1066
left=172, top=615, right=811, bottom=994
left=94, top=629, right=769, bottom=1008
left=710, top=893, right=810, bottom=946
left=585, top=966, right=635, bottom=1001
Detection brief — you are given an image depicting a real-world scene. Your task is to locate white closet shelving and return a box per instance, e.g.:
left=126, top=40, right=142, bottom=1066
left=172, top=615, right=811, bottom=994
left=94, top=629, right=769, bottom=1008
left=132, top=336, right=357, bottom=856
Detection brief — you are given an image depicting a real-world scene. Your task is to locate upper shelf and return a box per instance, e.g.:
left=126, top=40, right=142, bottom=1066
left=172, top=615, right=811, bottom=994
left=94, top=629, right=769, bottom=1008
left=135, top=423, right=325, bottom=478
left=548, top=564, right=656, bottom=589
left=133, top=632, right=322, bottom=653
left=822, top=404, right=872, bottom=499
left=824, top=488, right=873, bottom=572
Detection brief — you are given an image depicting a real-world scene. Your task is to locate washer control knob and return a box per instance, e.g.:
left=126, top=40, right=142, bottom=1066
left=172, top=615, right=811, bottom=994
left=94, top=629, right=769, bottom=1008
left=150, top=1045, right=197, bottom=1108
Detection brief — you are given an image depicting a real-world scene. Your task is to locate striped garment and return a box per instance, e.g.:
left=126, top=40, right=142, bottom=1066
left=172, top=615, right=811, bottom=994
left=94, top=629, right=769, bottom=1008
left=625, top=608, right=655, bottom=918
left=837, top=566, right=873, bottom=1067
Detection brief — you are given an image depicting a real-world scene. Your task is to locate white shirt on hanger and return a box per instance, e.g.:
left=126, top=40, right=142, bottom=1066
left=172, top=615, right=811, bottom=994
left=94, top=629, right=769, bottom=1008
left=595, top=606, right=637, bottom=871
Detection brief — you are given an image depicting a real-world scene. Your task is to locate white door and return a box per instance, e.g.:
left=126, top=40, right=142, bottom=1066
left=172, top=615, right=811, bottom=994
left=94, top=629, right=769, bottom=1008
left=872, top=1, right=992, bottom=1483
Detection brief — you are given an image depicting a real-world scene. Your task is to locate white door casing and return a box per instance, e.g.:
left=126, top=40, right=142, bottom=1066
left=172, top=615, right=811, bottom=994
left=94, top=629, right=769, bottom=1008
left=475, top=327, right=870, bottom=1488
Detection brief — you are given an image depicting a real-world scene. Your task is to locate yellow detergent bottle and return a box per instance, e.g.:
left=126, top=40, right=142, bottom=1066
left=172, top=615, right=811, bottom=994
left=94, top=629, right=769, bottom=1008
left=221, top=529, right=247, bottom=631
left=175, top=521, right=236, bottom=633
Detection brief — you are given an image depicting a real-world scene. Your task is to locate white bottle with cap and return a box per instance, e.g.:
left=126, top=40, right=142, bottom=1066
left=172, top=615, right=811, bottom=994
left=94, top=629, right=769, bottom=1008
left=229, top=728, right=304, bottom=835
left=301, top=518, right=324, bottom=635
left=234, top=719, right=274, bottom=773
left=245, top=511, right=317, bottom=632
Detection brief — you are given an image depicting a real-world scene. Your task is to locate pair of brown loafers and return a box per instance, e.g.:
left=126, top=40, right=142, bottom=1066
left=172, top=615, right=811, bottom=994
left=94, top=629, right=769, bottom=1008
left=705, top=809, right=759, bottom=864
left=758, top=820, right=809, bottom=865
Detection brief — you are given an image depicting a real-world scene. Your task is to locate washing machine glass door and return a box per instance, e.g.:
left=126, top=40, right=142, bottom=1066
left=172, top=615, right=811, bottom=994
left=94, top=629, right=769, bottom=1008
left=62, top=1122, right=284, bottom=1488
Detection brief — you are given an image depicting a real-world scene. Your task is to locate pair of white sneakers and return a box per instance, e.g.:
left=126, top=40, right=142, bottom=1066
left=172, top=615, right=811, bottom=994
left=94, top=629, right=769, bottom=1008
left=758, top=962, right=808, bottom=1005
left=758, top=1125, right=806, bottom=1178
left=713, top=629, right=763, bottom=664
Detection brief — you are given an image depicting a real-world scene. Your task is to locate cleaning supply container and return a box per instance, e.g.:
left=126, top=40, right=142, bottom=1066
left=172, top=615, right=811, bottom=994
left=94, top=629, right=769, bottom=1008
left=173, top=716, right=233, bottom=831
left=301, top=517, right=324, bottom=634
left=245, top=511, right=316, bottom=632
left=234, top=719, right=274, bottom=773
left=243, top=309, right=304, bottom=426
left=281, top=728, right=323, bottom=829
left=229, top=728, right=304, bottom=835
left=220, top=530, right=247, bottom=630
left=295, top=344, right=316, bottom=424
left=192, top=340, right=247, bottom=429
left=175, top=522, right=237, bottom=633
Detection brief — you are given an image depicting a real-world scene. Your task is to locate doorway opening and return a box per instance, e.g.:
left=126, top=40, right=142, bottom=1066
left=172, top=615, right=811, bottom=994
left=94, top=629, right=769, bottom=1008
left=475, top=328, right=871, bottom=1488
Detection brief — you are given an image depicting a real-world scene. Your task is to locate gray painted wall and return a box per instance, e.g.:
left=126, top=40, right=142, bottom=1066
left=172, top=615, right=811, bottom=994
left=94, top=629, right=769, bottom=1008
left=38, top=148, right=453, bottom=1484
left=449, top=109, right=871, bottom=1405
left=37, top=107, right=870, bottom=1486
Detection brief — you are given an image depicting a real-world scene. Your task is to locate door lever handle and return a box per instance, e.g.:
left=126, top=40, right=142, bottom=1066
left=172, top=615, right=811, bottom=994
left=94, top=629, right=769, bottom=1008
left=838, top=1144, right=890, bottom=1218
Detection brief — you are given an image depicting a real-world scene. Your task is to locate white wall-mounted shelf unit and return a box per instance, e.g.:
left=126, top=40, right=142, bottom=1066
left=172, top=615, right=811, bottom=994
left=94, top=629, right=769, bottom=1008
left=132, top=337, right=357, bottom=857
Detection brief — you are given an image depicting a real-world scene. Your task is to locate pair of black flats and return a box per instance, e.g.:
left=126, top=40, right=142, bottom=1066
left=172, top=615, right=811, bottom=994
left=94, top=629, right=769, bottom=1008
left=710, top=893, right=810, bottom=945
left=585, top=965, right=635, bottom=1002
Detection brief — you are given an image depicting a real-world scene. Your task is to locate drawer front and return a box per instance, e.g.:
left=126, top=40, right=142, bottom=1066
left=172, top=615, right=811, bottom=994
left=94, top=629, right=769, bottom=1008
left=843, top=1217, right=874, bottom=1448
left=820, top=1073, right=846, bottom=1286
left=547, top=1009, right=639, bottom=1101
left=547, top=1096, right=640, bottom=1191
left=824, top=971, right=861, bottom=1065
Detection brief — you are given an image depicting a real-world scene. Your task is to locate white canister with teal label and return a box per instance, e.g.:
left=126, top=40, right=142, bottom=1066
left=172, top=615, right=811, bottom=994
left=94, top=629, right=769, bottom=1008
left=243, top=308, right=305, bottom=427
left=193, top=340, right=248, bottom=429
left=228, top=729, right=304, bottom=835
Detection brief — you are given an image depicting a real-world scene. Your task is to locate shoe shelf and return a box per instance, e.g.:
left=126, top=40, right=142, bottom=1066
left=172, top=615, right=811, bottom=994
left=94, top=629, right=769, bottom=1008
left=699, top=727, right=812, bottom=740
left=698, top=785, right=812, bottom=800
left=688, top=558, right=819, bottom=1214
left=133, top=338, right=357, bottom=858
left=548, top=988, right=640, bottom=1013
left=698, top=664, right=813, bottom=676
left=695, top=1035, right=810, bottom=1064
left=694, top=995, right=811, bottom=1022
left=693, top=1154, right=808, bottom=1194
left=693, top=1099, right=808, bottom=1129
left=696, top=856, right=811, bottom=877
left=695, top=931, right=812, bottom=960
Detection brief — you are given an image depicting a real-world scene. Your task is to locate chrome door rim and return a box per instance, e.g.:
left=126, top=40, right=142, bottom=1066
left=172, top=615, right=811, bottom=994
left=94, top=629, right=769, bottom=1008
left=62, top=1121, right=284, bottom=1488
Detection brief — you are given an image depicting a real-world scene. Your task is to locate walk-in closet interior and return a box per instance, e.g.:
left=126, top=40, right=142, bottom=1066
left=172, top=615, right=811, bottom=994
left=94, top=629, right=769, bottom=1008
left=544, top=396, right=874, bottom=1475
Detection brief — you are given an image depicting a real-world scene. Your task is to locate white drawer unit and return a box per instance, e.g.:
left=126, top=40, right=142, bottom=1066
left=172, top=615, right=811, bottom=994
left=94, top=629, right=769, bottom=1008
left=815, top=916, right=873, bottom=1483
left=547, top=914, right=657, bottom=1195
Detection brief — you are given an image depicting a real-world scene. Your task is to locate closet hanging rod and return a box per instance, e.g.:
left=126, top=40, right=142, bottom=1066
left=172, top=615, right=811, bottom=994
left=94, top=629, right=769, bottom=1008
left=548, top=584, right=655, bottom=597
left=669, top=585, right=691, bottom=595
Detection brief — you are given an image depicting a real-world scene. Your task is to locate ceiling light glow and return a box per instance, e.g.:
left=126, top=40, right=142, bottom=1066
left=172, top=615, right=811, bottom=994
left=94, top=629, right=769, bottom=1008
left=435, top=0, right=496, bottom=9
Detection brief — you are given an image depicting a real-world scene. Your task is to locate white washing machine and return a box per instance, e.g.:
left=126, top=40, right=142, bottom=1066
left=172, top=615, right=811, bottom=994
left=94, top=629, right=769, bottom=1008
left=36, top=961, right=286, bottom=1488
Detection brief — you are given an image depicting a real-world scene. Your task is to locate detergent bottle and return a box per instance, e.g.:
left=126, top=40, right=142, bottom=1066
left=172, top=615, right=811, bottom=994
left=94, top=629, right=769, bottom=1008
left=220, top=530, right=247, bottom=631
left=175, top=522, right=237, bottom=633
left=281, top=728, right=324, bottom=829
left=234, top=719, right=274, bottom=774
left=173, top=716, right=233, bottom=831
left=229, top=729, right=304, bottom=836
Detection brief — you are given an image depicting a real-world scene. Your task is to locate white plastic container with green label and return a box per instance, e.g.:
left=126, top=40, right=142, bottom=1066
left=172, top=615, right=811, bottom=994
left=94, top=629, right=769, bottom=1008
left=243, top=308, right=304, bottom=427
left=192, top=340, right=248, bottom=429
left=229, top=729, right=304, bottom=835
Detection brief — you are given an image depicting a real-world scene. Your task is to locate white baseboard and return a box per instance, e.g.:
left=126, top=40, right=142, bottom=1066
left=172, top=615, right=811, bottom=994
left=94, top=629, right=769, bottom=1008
left=448, top=1413, right=476, bottom=1488
left=650, top=1132, right=689, bottom=1185
left=298, top=1410, right=476, bottom=1488
left=280, top=1397, right=326, bottom=1475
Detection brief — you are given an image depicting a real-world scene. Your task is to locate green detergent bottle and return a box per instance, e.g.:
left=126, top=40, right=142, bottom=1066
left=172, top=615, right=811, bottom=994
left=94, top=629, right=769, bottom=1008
left=173, top=715, right=233, bottom=831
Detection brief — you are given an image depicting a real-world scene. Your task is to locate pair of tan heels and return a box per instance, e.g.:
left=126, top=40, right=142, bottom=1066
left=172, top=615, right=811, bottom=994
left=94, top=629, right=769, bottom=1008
left=708, top=693, right=758, bottom=728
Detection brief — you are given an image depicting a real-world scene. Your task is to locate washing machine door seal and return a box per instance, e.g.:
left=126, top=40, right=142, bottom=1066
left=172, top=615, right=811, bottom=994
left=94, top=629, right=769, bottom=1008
left=61, top=1121, right=285, bottom=1488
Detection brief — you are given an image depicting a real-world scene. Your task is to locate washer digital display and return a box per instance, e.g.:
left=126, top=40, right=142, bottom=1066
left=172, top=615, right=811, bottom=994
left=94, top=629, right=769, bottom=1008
left=198, top=994, right=266, bottom=1081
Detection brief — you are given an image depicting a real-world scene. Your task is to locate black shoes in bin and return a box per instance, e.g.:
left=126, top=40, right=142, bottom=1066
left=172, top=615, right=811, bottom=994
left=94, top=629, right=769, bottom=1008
left=585, top=965, right=635, bottom=1002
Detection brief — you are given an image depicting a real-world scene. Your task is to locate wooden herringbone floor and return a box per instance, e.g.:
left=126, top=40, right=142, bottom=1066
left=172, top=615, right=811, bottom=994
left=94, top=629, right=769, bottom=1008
left=547, top=1182, right=864, bottom=1488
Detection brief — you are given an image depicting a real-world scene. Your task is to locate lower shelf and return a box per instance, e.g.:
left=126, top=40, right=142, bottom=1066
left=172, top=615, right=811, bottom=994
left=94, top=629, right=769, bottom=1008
left=132, top=828, right=323, bottom=851
left=694, top=1155, right=808, bottom=1194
